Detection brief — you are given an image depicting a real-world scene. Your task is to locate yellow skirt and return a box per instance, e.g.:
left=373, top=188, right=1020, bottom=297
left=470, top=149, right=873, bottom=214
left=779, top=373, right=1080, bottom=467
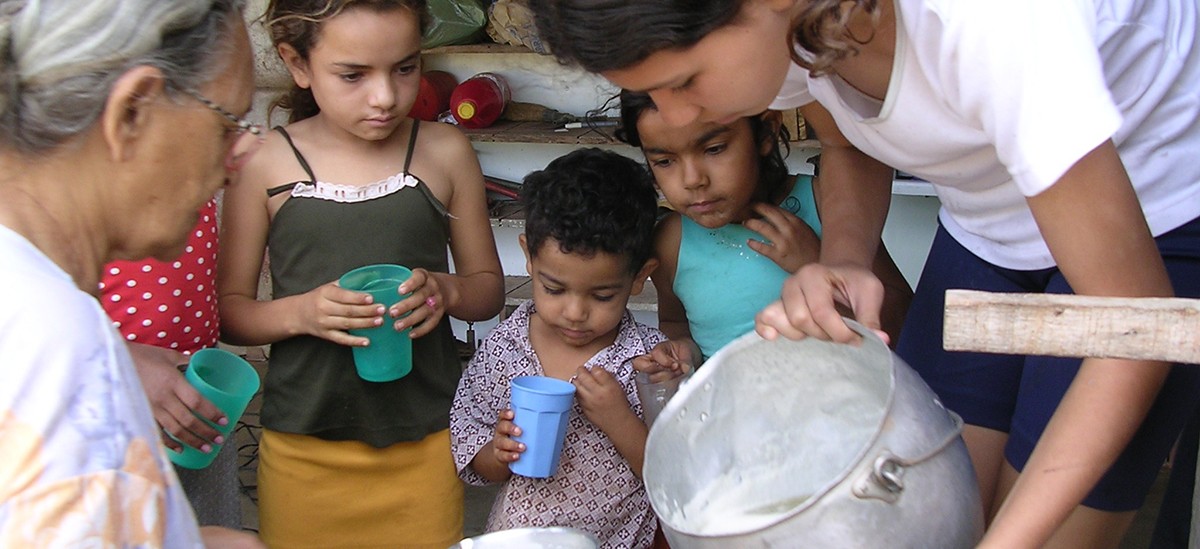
left=257, top=428, right=463, bottom=549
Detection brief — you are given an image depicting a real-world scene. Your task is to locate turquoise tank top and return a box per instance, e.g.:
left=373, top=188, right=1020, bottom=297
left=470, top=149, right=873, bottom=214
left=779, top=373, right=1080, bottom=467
left=674, top=175, right=821, bottom=360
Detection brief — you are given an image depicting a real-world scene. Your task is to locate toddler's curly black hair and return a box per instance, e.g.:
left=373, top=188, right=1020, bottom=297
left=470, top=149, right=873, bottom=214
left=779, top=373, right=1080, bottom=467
left=521, top=148, right=657, bottom=275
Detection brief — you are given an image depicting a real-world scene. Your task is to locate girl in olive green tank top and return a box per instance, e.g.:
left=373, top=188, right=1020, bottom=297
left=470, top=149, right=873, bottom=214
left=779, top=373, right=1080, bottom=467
left=216, top=2, right=504, bottom=545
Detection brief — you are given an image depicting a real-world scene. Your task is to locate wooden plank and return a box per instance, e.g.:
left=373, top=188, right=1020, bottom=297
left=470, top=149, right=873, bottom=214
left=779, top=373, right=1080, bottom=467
left=423, top=43, right=536, bottom=55
left=943, top=289, right=1200, bottom=547
left=943, top=289, right=1200, bottom=364
left=461, top=120, right=619, bottom=145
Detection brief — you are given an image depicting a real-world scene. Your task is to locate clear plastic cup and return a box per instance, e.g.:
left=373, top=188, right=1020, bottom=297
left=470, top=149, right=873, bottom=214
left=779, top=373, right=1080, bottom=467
left=636, top=370, right=686, bottom=426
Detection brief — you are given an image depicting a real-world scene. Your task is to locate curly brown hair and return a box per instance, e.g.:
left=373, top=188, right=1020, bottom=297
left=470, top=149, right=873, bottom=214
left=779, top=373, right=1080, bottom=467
left=521, top=148, right=658, bottom=275
left=791, top=0, right=880, bottom=77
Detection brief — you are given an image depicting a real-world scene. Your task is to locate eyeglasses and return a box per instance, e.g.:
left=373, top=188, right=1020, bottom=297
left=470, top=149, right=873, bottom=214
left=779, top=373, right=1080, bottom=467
left=179, top=87, right=265, bottom=172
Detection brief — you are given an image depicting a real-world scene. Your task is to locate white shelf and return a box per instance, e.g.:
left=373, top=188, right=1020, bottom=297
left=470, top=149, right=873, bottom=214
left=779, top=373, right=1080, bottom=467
left=892, top=179, right=937, bottom=197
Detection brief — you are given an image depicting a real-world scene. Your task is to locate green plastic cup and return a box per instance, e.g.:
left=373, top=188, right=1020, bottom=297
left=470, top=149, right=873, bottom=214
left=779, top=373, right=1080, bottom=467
left=168, top=348, right=261, bottom=469
left=339, top=264, right=414, bottom=382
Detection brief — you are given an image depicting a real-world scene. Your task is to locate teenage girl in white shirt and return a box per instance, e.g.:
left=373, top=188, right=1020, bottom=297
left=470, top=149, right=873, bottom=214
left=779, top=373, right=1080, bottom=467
left=529, top=1, right=1200, bottom=547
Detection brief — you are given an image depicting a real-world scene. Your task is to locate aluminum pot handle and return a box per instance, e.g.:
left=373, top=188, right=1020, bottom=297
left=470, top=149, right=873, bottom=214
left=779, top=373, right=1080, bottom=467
left=852, top=411, right=965, bottom=503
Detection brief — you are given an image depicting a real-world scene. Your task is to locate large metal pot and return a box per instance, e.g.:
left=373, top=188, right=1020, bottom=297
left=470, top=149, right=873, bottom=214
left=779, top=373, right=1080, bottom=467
left=644, top=324, right=983, bottom=548
left=449, top=527, right=599, bottom=548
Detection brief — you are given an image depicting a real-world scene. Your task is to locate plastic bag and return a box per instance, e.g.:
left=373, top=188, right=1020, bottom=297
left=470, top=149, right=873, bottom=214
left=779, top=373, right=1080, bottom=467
left=486, top=0, right=551, bottom=54
left=421, top=0, right=487, bottom=49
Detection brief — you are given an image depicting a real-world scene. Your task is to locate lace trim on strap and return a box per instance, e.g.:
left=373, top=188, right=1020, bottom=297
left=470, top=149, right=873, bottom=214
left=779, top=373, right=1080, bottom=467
left=289, top=173, right=419, bottom=203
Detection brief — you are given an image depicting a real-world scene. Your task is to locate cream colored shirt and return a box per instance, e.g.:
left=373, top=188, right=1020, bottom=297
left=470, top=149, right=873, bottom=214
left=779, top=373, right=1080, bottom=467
left=0, top=225, right=203, bottom=548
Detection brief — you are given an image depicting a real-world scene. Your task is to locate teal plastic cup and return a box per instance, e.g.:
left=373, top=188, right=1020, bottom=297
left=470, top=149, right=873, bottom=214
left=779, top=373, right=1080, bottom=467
left=339, top=263, right=413, bottom=382
left=509, top=376, right=576, bottom=478
left=168, top=348, right=261, bottom=470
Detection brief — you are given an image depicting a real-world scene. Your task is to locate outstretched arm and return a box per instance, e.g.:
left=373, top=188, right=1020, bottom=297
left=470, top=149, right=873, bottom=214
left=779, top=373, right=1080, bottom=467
left=756, top=101, right=894, bottom=343
left=870, top=244, right=913, bottom=348
left=980, top=141, right=1172, bottom=548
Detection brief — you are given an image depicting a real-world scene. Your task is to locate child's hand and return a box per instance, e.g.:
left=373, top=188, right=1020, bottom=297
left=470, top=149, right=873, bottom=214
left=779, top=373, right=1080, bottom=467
left=635, top=340, right=696, bottom=382
left=491, top=408, right=525, bottom=464
left=391, top=268, right=445, bottom=339
left=572, top=367, right=636, bottom=433
left=301, top=281, right=387, bottom=346
left=744, top=203, right=821, bottom=273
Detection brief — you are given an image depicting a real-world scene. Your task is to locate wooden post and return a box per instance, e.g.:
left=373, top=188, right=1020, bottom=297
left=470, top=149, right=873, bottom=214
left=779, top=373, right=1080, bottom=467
left=942, top=289, right=1200, bottom=545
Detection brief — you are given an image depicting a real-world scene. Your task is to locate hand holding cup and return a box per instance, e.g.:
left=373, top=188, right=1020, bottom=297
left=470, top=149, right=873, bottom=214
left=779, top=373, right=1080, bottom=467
left=490, top=408, right=525, bottom=464
left=509, top=376, right=576, bottom=478
left=390, top=268, right=446, bottom=338
left=168, top=348, right=260, bottom=469
left=339, top=264, right=414, bottom=382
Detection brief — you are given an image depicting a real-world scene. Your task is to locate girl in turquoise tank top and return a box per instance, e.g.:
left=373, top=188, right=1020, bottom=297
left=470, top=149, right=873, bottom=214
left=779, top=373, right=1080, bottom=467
left=616, top=91, right=911, bottom=367
left=216, top=1, right=504, bottom=546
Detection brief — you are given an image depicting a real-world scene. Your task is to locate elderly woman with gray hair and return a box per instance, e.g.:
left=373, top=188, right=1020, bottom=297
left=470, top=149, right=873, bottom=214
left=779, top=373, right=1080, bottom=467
left=0, top=0, right=263, bottom=546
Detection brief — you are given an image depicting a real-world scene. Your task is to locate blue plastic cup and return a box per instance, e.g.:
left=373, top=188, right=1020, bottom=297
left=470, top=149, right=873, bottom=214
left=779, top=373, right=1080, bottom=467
left=338, top=264, right=413, bottom=382
left=509, top=376, right=576, bottom=478
left=168, top=348, right=261, bottom=469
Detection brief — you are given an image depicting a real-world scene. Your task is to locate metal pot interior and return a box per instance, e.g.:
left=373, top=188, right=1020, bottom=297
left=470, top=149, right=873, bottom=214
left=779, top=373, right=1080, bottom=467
left=450, top=527, right=600, bottom=548
left=644, top=328, right=894, bottom=537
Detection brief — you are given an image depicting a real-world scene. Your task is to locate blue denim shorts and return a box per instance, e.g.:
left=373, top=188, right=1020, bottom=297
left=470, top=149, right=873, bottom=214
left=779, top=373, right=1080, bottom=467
left=897, top=215, right=1200, bottom=512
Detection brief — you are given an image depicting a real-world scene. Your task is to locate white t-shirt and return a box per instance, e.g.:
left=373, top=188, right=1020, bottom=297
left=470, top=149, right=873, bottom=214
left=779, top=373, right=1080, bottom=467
left=0, top=225, right=203, bottom=548
left=773, top=0, right=1200, bottom=269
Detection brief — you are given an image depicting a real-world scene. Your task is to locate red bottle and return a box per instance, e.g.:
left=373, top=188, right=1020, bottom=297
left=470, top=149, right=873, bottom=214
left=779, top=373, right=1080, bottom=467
left=450, top=72, right=511, bottom=129
left=410, top=70, right=458, bottom=121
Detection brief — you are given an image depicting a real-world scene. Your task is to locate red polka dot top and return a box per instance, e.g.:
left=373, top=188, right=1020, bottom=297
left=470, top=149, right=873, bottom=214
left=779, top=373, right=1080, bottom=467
left=99, top=200, right=220, bottom=356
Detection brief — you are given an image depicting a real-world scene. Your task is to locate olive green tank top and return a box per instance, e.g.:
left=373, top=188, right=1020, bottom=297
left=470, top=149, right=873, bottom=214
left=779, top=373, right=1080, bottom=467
left=261, top=121, right=461, bottom=447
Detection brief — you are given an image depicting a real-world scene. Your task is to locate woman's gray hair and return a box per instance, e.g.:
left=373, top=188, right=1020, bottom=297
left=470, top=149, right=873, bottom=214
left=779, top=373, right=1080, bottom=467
left=0, top=0, right=245, bottom=153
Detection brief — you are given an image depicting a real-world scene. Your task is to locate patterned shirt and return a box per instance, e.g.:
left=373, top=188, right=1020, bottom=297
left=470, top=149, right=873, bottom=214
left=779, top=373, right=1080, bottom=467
left=451, top=301, right=667, bottom=549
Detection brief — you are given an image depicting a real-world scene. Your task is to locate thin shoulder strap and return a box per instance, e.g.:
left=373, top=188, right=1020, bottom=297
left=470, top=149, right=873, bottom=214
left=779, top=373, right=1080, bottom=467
left=403, top=120, right=420, bottom=174
left=275, top=126, right=317, bottom=182
left=266, top=183, right=295, bottom=197
left=399, top=120, right=449, bottom=220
